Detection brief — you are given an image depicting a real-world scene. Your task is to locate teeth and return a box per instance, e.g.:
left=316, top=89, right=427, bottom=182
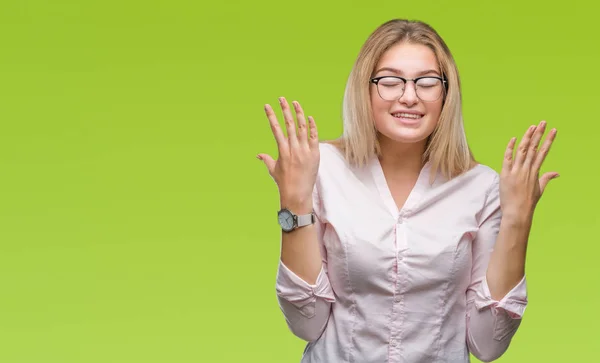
left=392, top=113, right=422, bottom=119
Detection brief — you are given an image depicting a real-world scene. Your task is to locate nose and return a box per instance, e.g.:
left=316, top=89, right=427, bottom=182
left=399, top=81, right=418, bottom=106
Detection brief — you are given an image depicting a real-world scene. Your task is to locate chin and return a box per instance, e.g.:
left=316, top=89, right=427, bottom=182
left=376, top=115, right=434, bottom=144
left=381, top=131, right=430, bottom=144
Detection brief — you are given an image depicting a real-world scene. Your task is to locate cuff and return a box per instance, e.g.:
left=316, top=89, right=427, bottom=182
left=276, top=260, right=335, bottom=317
left=474, top=275, right=528, bottom=319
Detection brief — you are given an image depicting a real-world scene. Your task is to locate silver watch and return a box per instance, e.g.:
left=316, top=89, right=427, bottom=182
left=277, top=208, right=315, bottom=232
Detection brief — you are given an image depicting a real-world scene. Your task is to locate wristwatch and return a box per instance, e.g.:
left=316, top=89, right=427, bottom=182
left=277, top=208, right=316, bottom=232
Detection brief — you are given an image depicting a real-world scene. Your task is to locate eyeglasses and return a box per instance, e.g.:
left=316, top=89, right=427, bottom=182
left=370, top=76, right=447, bottom=102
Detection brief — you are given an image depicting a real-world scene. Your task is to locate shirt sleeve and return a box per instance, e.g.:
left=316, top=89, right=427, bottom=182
left=275, top=183, right=336, bottom=342
left=465, top=173, right=528, bottom=362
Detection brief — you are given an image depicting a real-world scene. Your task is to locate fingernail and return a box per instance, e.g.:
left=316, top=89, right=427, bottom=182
left=279, top=97, right=284, bottom=104
left=256, top=154, right=262, bottom=160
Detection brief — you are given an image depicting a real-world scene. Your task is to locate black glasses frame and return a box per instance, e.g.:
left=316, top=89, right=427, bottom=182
left=369, top=75, right=448, bottom=101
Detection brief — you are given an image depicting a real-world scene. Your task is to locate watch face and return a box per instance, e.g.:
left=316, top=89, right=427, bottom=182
left=278, top=209, right=295, bottom=231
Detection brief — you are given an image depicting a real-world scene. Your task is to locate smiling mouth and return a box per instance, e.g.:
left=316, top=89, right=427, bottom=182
left=391, top=112, right=424, bottom=120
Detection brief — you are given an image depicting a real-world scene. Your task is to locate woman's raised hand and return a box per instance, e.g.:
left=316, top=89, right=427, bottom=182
left=257, top=97, right=320, bottom=213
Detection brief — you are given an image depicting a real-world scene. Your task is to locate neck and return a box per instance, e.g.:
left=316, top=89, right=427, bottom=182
left=377, top=134, right=428, bottom=175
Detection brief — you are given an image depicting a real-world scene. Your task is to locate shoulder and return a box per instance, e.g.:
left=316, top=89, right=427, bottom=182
left=317, top=141, right=351, bottom=171
left=446, top=163, right=500, bottom=200
left=318, top=140, right=344, bottom=157
left=466, top=164, right=502, bottom=207
left=313, top=141, right=364, bottom=193
left=471, top=163, right=499, bottom=184
left=311, top=142, right=351, bottom=210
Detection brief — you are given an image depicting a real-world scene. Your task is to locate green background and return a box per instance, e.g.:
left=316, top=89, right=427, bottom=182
left=0, top=0, right=597, bottom=362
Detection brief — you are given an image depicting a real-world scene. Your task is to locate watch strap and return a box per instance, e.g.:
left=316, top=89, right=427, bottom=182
left=296, top=212, right=316, bottom=227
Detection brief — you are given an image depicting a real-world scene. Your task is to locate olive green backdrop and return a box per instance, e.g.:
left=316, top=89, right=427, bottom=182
left=0, top=0, right=597, bottom=362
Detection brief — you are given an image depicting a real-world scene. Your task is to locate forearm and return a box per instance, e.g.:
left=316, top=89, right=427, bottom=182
left=466, top=297, right=523, bottom=362
left=280, top=199, right=323, bottom=285
left=486, top=213, right=532, bottom=300
left=276, top=262, right=334, bottom=341
left=276, top=197, right=334, bottom=341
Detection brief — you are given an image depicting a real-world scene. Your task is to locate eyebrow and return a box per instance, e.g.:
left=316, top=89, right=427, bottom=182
left=374, top=67, right=441, bottom=77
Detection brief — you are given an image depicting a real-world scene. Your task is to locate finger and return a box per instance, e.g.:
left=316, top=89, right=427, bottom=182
left=513, top=125, right=537, bottom=169
left=502, top=137, right=516, bottom=172
left=265, top=104, right=288, bottom=155
left=292, top=101, right=309, bottom=146
left=532, top=128, right=557, bottom=173
left=539, top=171, right=560, bottom=194
left=279, top=97, right=298, bottom=148
left=257, top=153, right=277, bottom=175
left=524, top=121, right=546, bottom=168
left=308, top=116, right=319, bottom=149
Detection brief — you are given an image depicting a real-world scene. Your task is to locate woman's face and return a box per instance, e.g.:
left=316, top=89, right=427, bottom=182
left=370, top=42, right=444, bottom=146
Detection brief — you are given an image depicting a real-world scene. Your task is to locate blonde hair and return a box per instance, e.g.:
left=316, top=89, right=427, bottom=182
left=328, top=19, right=476, bottom=182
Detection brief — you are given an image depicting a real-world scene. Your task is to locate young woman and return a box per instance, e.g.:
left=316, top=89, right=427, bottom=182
left=257, top=19, right=558, bottom=363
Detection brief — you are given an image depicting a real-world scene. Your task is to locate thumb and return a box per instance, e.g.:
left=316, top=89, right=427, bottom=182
left=539, top=171, right=559, bottom=193
left=257, top=153, right=276, bottom=175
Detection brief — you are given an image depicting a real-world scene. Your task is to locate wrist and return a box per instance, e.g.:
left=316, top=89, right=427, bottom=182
left=280, top=198, right=313, bottom=215
left=502, top=215, right=533, bottom=230
left=501, top=208, right=534, bottom=227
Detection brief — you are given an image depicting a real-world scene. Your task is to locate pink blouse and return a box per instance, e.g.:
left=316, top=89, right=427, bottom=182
left=275, top=143, right=527, bottom=363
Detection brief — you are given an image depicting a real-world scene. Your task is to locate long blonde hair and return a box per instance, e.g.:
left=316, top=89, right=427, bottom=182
left=328, top=19, right=476, bottom=182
